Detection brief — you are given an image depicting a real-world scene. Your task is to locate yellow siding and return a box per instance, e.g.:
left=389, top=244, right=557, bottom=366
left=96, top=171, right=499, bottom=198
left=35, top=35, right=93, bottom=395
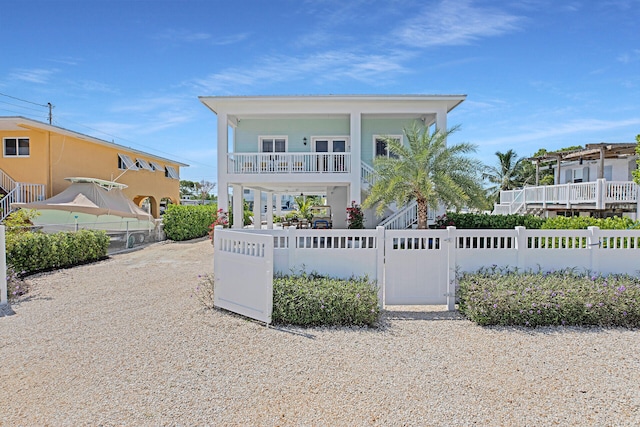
left=0, top=125, right=183, bottom=218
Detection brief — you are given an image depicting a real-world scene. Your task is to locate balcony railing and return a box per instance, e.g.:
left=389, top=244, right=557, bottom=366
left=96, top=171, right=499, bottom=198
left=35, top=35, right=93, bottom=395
left=228, top=153, right=351, bottom=174
left=495, top=180, right=639, bottom=214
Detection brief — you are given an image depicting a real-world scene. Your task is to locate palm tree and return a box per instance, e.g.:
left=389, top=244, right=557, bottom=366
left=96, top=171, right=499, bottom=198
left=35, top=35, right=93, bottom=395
left=482, top=149, right=528, bottom=203
left=363, top=124, right=485, bottom=229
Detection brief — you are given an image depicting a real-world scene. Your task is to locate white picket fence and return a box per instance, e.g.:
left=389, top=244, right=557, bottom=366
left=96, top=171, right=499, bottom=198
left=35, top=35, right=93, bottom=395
left=213, top=226, right=640, bottom=323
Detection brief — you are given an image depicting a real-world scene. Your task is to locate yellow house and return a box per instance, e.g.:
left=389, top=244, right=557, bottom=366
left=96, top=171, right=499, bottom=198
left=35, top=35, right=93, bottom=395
left=0, top=116, right=187, bottom=219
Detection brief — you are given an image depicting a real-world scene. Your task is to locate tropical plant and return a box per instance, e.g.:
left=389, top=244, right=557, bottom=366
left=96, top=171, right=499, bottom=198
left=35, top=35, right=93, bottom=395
left=294, top=195, right=321, bottom=221
left=482, top=149, right=532, bottom=203
left=363, top=124, right=485, bottom=229
left=346, top=201, right=365, bottom=229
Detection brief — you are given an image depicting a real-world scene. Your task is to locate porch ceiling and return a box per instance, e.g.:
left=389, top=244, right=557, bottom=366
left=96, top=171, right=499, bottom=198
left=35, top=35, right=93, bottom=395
left=232, top=182, right=348, bottom=194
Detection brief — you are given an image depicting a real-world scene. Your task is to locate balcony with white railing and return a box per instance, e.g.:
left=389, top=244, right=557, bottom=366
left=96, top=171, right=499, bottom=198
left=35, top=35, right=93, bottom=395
left=494, top=179, right=639, bottom=215
left=227, top=152, right=351, bottom=175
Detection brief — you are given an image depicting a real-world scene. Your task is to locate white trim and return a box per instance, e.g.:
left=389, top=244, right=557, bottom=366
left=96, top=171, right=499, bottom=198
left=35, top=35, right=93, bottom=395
left=165, top=165, right=179, bottom=179
left=259, top=136, right=288, bottom=153
left=373, top=135, right=402, bottom=158
left=136, top=158, right=153, bottom=171
left=118, top=153, right=139, bottom=170
left=3, top=137, right=30, bottom=157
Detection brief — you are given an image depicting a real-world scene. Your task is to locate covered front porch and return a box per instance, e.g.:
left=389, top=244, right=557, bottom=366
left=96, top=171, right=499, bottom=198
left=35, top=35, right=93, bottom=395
left=229, top=180, right=352, bottom=230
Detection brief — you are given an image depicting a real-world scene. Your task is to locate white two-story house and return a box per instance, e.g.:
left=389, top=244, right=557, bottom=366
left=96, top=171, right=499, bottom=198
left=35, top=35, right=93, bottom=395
left=199, top=94, right=466, bottom=229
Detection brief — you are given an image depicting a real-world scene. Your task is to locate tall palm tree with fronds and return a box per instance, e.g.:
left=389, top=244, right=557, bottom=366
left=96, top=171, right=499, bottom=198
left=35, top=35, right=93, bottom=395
left=482, top=149, right=529, bottom=203
left=363, top=124, right=485, bottom=229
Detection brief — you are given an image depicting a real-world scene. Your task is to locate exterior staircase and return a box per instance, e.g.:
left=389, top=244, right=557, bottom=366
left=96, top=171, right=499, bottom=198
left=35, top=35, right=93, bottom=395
left=0, top=168, right=46, bottom=221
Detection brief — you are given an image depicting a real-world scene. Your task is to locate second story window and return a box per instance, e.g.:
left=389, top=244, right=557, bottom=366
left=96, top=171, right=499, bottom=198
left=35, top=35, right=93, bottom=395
left=374, top=136, right=402, bottom=159
left=4, top=137, right=30, bottom=157
left=260, top=137, right=286, bottom=153
left=118, top=154, right=139, bottom=170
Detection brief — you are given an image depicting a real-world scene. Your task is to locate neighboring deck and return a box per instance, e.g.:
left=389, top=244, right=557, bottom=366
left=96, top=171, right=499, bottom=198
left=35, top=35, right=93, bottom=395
left=494, top=179, right=639, bottom=215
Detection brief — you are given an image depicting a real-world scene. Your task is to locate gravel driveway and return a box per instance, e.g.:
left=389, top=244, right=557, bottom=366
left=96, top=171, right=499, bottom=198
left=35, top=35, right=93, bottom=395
left=1, top=238, right=639, bottom=426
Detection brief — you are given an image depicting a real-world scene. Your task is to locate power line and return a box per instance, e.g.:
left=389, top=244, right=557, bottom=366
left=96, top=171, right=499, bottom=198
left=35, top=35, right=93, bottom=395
left=0, top=92, right=48, bottom=108
left=0, top=91, right=212, bottom=169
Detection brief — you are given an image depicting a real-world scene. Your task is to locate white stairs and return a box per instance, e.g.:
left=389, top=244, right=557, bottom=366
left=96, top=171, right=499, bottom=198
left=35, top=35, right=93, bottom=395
left=0, top=169, right=46, bottom=221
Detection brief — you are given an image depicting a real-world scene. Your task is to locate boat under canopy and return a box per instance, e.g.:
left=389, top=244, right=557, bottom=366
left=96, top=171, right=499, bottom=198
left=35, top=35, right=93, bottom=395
left=12, top=177, right=154, bottom=232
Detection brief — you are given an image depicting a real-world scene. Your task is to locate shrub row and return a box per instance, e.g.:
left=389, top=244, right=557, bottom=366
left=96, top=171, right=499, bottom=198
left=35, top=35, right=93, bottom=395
left=541, top=215, right=640, bottom=230
left=458, top=267, right=640, bottom=327
left=162, top=204, right=218, bottom=241
left=436, top=212, right=640, bottom=230
left=435, top=212, right=544, bottom=229
left=7, top=229, right=109, bottom=275
left=272, top=272, right=380, bottom=327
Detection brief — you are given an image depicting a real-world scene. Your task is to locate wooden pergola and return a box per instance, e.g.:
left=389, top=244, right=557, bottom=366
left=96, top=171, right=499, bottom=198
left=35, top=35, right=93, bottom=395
left=529, top=143, right=637, bottom=185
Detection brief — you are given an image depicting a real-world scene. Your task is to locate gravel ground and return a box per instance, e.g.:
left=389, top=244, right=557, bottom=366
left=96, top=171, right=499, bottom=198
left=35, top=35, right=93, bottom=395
left=1, top=238, right=639, bottom=426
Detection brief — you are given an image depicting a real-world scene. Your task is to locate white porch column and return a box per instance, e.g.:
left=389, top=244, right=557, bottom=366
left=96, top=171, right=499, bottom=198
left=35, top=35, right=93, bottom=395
left=435, top=108, right=447, bottom=135
left=266, top=191, right=274, bottom=229
left=231, top=184, right=243, bottom=229
left=349, top=111, right=362, bottom=204
left=253, top=190, right=262, bottom=229
left=275, top=194, right=282, bottom=217
left=217, top=112, right=229, bottom=213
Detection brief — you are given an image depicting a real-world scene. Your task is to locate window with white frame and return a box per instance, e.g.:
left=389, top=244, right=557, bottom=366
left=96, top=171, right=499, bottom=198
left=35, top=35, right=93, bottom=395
left=118, top=154, right=139, bottom=170
left=4, top=137, right=30, bottom=157
left=260, top=136, right=287, bottom=153
left=374, top=135, right=402, bottom=158
left=136, top=158, right=153, bottom=171
left=165, top=165, right=179, bottom=179
left=150, top=161, right=164, bottom=172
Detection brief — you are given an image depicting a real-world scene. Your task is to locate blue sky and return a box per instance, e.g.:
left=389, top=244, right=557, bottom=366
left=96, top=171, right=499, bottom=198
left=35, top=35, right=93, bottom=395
left=2, top=0, right=639, bottom=186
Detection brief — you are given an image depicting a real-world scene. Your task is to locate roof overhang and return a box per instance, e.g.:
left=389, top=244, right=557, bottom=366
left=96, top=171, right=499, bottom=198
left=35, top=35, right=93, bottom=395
left=199, top=94, right=466, bottom=122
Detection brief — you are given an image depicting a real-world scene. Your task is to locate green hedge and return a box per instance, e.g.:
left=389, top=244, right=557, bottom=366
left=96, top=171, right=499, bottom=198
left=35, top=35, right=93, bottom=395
left=542, top=215, right=640, bottom=230
left=272, top=272, right=380, bottom=327
left=7, top=229, right=109, bottom=275
left=435, top=212, right=544, bottom=229
left=458, top=267, right=640, bottom=327
left=162, top=204, right=218, bottom=241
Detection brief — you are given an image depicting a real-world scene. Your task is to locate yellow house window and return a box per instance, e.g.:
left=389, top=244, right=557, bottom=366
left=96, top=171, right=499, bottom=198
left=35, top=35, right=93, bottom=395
left=136, top=158, right=153, bottom=171
left=165, top=165, right=179, bottom=179
left=118, top=154, right=138, bottom=170
left=4, top=137, right=30, bottom=157
left=150, top=161, right=164, bottom=172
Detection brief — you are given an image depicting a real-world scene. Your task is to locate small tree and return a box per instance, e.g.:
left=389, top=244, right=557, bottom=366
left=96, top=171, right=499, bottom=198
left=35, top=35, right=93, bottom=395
left=197, top=180, right=216, bottom=202
left=363, top=124, right=485, bottom=229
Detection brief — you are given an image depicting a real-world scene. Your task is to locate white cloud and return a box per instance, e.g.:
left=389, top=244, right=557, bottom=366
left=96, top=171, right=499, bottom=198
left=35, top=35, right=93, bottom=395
left=480, top=117, right=640, bottom=147
left=394, top=0, right=522, bottom=47
left=10, top=68, right=57, bottom=84
left=154, top=29, right=249, bottom=45
left=193, top=50, right=410, bottom=92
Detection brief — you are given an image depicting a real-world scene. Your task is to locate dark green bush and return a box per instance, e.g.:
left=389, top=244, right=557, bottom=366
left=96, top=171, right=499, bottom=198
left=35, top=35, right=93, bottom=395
left=272, top=272, right=380, bottom=327
left=7, top=229, right=109, bottom=275
left=163, top=204, right=218, bottom=241
left=435, top=212, right=544, bottom=229
left=458, top=267, right=640, bottom=327
left=542, top=215, right=640, bottom=230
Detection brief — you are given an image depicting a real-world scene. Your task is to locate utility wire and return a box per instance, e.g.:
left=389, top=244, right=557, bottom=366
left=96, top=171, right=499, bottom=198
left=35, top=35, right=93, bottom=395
left=1, top=91, right=212, bottom=169
left=0, top=92, right=49, bottom=108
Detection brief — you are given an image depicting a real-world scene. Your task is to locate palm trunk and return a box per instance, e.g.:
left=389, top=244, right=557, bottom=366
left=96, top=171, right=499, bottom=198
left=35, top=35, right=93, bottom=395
left=417, top=198, right=428, bottom=229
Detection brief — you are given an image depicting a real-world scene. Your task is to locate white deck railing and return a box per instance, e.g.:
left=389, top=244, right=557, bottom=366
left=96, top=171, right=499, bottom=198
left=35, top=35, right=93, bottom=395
left=1, top=181, right=46, bottom=221
left=495, top=180, right=639, bottom=214
left=228, top=152, right=351, bottom=174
